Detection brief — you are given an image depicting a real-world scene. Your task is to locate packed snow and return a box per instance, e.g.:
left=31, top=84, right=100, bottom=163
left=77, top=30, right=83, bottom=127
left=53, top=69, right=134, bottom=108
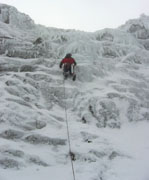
left=0, top=3, right=149, bottom=180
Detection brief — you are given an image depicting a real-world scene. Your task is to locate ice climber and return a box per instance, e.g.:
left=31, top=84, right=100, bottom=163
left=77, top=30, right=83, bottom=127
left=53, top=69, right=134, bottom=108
left=59, top=53, right=77, bottom=81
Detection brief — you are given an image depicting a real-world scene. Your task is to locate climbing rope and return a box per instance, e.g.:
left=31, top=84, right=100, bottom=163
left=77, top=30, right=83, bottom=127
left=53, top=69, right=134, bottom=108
left=63, top=79, right=76, bottom=180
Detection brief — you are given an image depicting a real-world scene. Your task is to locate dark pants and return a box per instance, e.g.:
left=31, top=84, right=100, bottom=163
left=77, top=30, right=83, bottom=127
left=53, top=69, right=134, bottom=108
left=63, top=63, right=73, bottom=75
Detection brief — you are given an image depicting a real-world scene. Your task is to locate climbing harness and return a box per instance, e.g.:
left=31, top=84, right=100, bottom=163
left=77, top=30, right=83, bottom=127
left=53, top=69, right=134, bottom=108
left=62, top=64, right=76, bottom=81
left=63, top=79, right=76, bottom=180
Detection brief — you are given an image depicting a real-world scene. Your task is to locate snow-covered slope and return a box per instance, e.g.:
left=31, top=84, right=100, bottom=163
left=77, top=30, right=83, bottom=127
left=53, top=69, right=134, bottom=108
left=0, top=4, right=149, bottom=180
left=119, top=14, right=149, bottom=50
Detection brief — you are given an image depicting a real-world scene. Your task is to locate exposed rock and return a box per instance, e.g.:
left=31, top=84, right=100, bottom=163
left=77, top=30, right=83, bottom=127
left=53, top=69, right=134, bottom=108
left=0, top=129, right=24, bottom=140
left=96, top=32, right=114, bottom=41
left=129, top=24, right=144, bottom=33
left=0, top=158, right=20, bottom=169
left=2, top=149, right=24, bottom=157
left=33, top=37, right=43, bottom=45
left=26, top=120, right=46, bottom=130
left=90, top=150, right=107, bottom=158
left=24, top=134, right=66, bottom=146
left=20, top=65, right=36, bottom=72
left=28, top=156, right=48, bottom=167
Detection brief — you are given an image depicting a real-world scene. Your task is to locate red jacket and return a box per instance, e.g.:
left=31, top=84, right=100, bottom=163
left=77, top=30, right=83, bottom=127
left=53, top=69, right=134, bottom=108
left=59, top=57, right=76, bottom=68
